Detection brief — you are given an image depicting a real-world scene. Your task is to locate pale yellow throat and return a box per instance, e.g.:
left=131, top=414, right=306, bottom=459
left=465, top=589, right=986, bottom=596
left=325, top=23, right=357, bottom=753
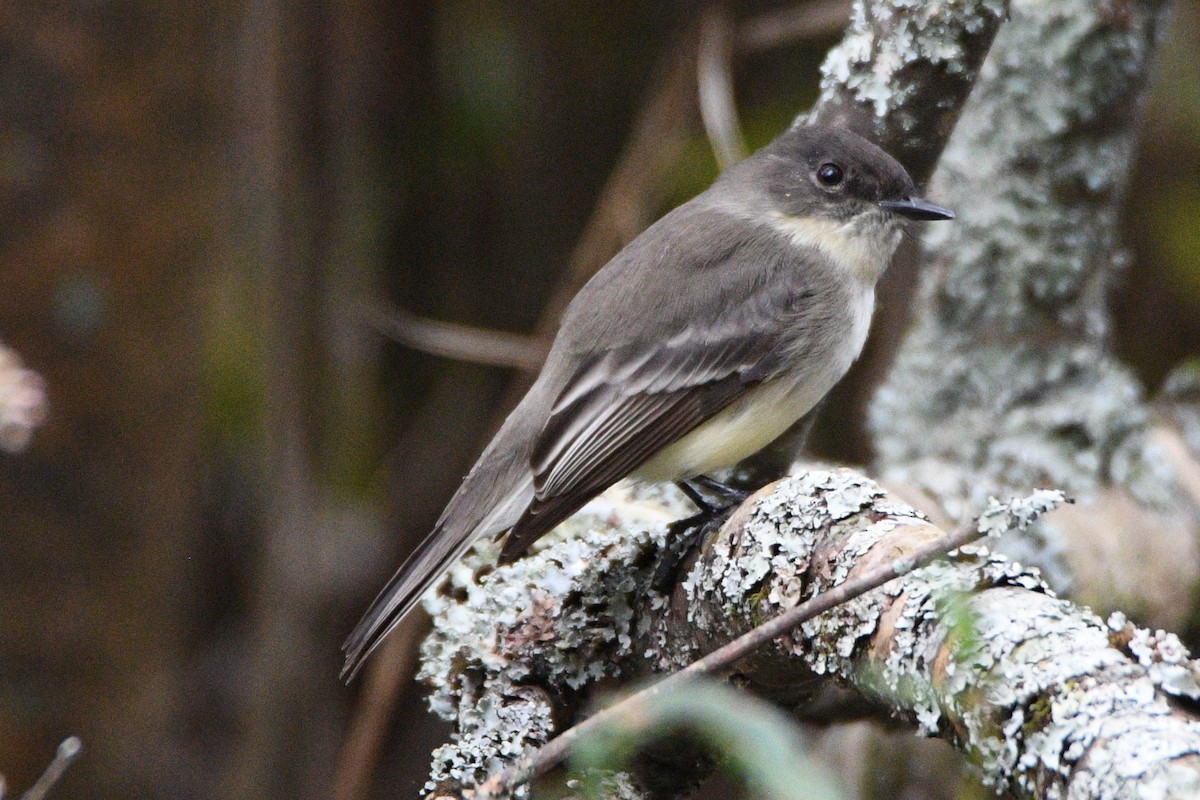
left=765, top=210, right=900, bottom=284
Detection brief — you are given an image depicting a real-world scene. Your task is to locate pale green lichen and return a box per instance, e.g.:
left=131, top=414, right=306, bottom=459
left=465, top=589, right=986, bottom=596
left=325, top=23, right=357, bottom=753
left=417, top=481, right=688, bottom=796
left=816, top=0, right=1007, bottom=120
left=1109, top=612, right=1200, bottom=701
left=975, top=489, right=1070, bottom=536
left=676, top=470, right=907, bottom=663
left=870, top=0, right=1177, bottom=590
left=425, top=687, right=556, bottom=796
left=677, top=476, right=1200, bottom=797
left=891, top=583, right=1200, bottom=799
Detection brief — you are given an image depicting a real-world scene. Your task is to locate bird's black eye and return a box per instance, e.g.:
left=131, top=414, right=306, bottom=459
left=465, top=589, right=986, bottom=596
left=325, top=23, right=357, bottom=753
left=816, top=163, right=844, bottom=186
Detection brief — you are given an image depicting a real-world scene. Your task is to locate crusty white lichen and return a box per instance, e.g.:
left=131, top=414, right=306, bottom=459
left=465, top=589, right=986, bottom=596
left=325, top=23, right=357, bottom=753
left=425, top=686, right=557, bottom=795
left=1109, top=612, right=1200, bottom=701
left=815, top=0, right=1007, bottom=122
left=416, top=481, right=688, bottom=796
left=671, top=471, right=1200, bottom=798
left=666, top=470, right=914, bottom=668
left=870, top=0, right=1179, bottom=590
left=419, top=466, right=1200, bottom=798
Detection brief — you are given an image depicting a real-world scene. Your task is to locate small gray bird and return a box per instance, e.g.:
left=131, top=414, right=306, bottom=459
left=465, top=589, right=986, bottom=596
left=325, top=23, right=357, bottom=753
left=343, top=123, right=952, bottom=678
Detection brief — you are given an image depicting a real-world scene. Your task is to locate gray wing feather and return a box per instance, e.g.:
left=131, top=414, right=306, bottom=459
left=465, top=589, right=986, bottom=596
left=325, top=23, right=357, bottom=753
left=500, top=216, right=830, bottom=560
left=344, top=201, right=835, bottom=678
left=532, top=336, right=761, bottom=496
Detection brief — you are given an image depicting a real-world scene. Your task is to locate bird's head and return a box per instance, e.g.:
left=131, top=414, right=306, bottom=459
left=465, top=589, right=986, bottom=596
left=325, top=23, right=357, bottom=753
left=748, top=124, right=954, bottom=227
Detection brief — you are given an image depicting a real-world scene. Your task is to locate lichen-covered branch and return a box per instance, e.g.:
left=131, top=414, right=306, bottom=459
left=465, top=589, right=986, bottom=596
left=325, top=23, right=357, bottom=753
left=473, top=488, right=1004, bottom=797
left=807, top=0, right=1006, bottom=185
left=869, top=0, right=1200, bottom=626
left=418, top=470, right=1200, bottom=798
left=416, top=482, right=690, bottom=799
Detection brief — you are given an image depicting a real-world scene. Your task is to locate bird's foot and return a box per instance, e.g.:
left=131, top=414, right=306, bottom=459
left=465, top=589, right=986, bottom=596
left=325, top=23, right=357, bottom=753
left=652, top=477, right=749, bottom=592
left=687, top=474, right=749, bottom=506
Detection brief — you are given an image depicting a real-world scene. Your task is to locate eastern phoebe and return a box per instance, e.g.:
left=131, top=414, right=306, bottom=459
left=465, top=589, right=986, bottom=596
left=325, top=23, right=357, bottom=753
left=343, top=124, right=952, bottom=678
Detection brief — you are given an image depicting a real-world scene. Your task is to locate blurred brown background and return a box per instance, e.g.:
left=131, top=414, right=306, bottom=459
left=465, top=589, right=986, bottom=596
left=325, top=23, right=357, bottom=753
left=1, top=1, right=1198, bottom=798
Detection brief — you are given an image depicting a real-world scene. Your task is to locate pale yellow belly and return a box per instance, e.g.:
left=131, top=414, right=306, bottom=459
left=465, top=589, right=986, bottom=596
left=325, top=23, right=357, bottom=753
left=632, top=377, right=826, bottom=481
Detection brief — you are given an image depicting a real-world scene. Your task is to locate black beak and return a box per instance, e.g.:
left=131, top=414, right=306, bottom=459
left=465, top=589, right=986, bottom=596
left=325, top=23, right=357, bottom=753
left=878, top=197, right=955, bottom=221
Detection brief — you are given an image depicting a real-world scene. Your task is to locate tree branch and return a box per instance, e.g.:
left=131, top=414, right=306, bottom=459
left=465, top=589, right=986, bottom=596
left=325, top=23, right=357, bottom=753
left=15, top=736, right=82, bottom=800
left=806, top=0, right=1005, bottom=186
left=360, top=301, right=548, bottom=372
left=697, top=2, right=746, bottom=170
left=869, top=0, right=1198, bottom=627
left=474, top=503, right=986, bottom=797
left=736, top=0, right=851, bottom=54
left=419, top=469, right=1200, bottom=798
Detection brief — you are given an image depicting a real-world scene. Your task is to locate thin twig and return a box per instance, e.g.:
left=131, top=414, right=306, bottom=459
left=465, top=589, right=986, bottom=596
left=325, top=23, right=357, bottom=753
left=697, top=2, right=747, bottom=169
left=472, top=519, right=980, bottom=797
left=361, top=301, right=548, bottom=371
left=489, top=20, right=706, bottom=418
left=19, top=737, right=81, bottom=800
left=333, top=612, right=427, bottom=800
left=736, top=0, right=852, bottom=54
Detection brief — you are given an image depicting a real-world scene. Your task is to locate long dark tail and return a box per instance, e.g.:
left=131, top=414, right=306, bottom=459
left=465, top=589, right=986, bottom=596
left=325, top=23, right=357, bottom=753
left=342, top=475, right=610, bottom=679
left=340, top=521, right=456, bottom=680
left=340, top=454, right=537, bottom=680
left=341, top=371, right=559, bottom=679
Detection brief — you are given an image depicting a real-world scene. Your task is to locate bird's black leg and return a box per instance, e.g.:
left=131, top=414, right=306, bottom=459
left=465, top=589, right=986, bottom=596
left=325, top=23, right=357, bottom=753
left=674, top=479, right=716, bottom=514
left=690, top=474, right=749, bottom=506
left=653, top=476, right=749, bottom=592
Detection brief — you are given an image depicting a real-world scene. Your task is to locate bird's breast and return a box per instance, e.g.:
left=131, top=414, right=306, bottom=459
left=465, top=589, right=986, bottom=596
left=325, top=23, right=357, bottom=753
left=632, top=379, right=828, bottom=481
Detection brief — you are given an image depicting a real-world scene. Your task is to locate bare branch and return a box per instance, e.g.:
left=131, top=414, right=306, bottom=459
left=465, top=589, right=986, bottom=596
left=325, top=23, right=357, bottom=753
left=697, top=3, right=747, bottom=170
left=19, top=737, right=81, bottom=800
left=360, top=302, right=548, bottom=372
left=736, top=0, right=851, bottom=54
left=333, top=616, right=426, bottom=800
